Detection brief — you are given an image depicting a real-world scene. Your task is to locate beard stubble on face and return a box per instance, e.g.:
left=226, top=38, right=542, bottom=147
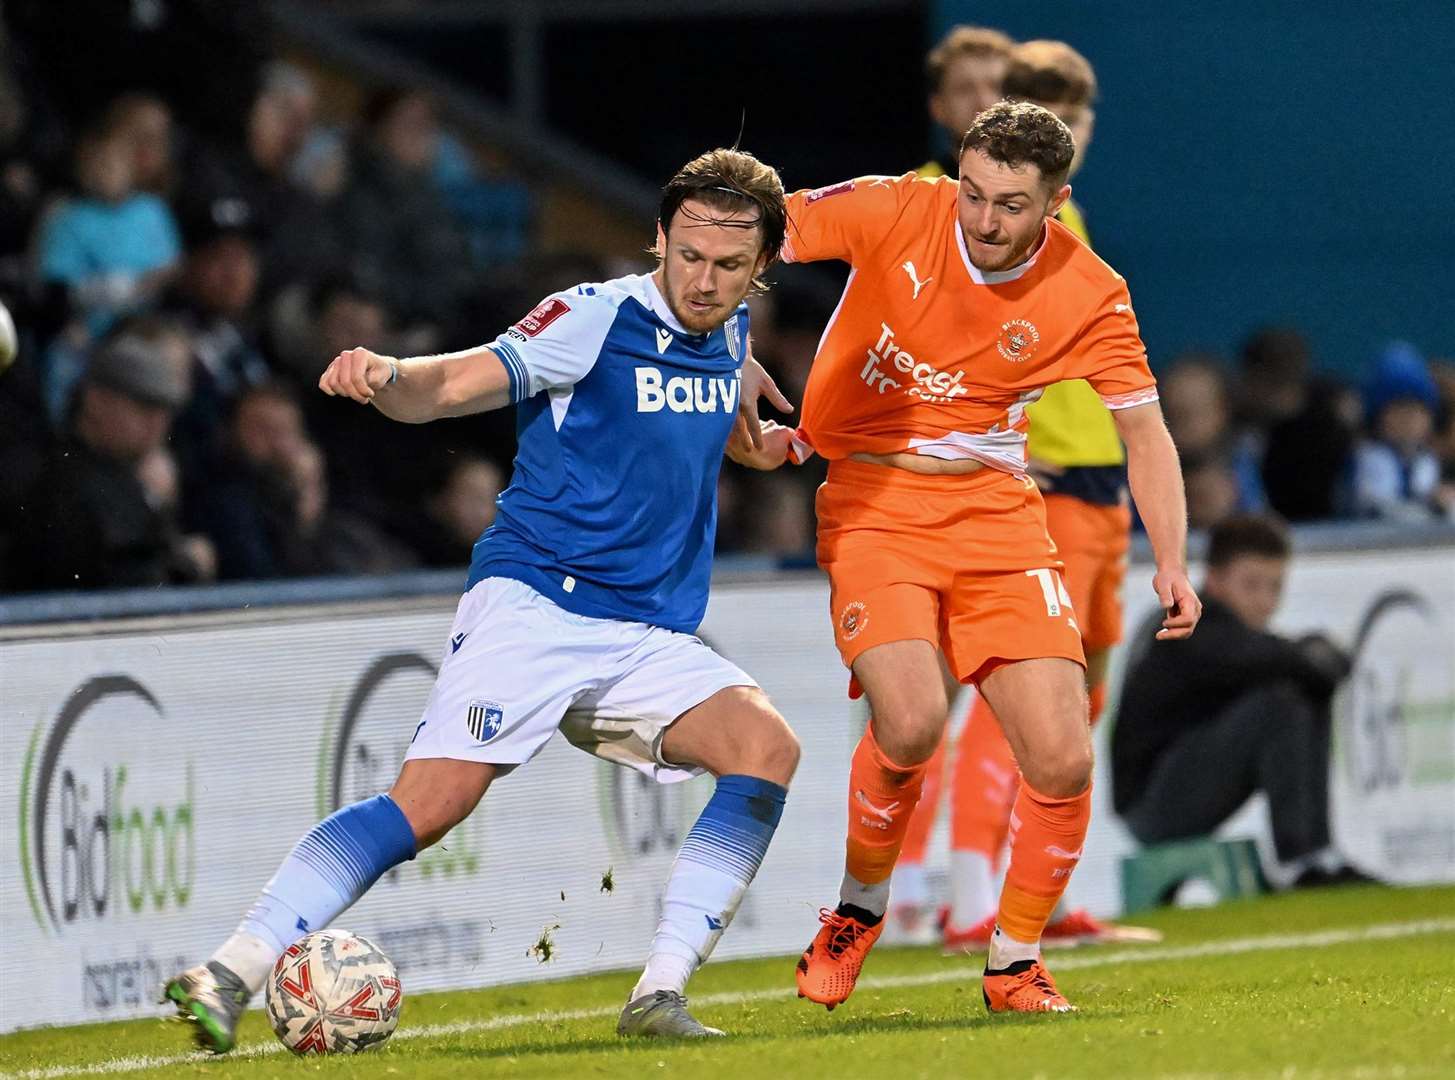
left=670, top=280, right=723, bottom=333
left=965, top=213, right=1048, bottom=273
left=658, top=260, right=734, bottom=335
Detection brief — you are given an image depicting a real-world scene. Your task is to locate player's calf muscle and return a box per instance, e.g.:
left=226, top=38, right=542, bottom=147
left=388, top=758, right=496, bottom=849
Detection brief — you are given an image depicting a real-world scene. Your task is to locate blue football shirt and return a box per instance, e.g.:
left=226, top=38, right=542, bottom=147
left=466, top=273, right=749, bottom=634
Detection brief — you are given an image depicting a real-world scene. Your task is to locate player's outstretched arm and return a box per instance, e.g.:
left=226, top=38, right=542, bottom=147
left=318, top=345, right=513, bottom=423
left=1114, top=400, right=1203, bottom=641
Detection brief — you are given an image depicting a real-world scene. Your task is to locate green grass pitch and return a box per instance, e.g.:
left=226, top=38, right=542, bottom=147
left=3, top=885, right=1452, bottom=1080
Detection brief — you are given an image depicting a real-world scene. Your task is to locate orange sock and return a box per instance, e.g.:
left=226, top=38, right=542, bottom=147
left=995, top=782, right=1091, bottom=943
left=949, top=692, right=1019, bottom=858
left=1088, top=682, right=1108, bottom=727
left=896, top=736, right=946, bottom=866
left=844, top=724, right=929, bottom=890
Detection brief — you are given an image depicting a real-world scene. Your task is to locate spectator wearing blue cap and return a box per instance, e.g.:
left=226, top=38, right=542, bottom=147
left=1349, top=341, right=1448, bottom=521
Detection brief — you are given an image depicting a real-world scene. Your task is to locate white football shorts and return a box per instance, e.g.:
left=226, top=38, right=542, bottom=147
left=404, top=576, right=756, bottom=782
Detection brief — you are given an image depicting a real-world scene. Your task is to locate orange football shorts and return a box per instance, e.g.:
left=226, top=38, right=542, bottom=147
left=1041, top=493, right=1132, bottom=654
left=816, top=458, right=1086, bottom=687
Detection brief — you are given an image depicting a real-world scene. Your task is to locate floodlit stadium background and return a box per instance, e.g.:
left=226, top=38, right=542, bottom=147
left=1, top=0, right=1452, bottom=1034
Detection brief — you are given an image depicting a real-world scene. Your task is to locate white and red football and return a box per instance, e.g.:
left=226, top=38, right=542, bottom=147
left=264, top=930, right=402, bottom=1055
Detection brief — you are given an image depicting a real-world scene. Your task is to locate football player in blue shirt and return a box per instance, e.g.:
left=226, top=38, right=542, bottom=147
left=166, top=149, right=801, bottom=1047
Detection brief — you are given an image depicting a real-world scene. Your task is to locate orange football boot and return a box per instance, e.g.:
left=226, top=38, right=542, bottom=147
left=795, top=908, right=884, bottom=1010
left=982, top=958, right=1076, bottom=1013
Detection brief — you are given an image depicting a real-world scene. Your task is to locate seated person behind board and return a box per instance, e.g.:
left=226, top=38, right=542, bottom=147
left=1112, top=513, right=1373, bottom=888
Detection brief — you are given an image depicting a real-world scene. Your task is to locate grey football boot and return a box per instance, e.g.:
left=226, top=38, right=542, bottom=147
left=617, top=989, right=725, bottom=1038
left=163, top=961, right=251, bottom=1053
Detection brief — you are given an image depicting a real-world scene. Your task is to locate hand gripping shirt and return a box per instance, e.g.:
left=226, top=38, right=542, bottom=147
left=781, top=173, right=1157, bottom=474
left=467, top=273, right=748, bottom=634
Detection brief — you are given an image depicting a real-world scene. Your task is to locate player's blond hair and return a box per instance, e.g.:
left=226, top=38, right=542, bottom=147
left=1002, top=40, right=1098, bottom=108
left=925, top=25, right=1015, bottom=94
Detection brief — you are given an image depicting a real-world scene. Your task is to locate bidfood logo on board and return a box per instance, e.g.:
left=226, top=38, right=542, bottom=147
left=317, top=653, right=483, bottom=881
left=19, top=676, right=195, bottom=934
left=1333, top=587, right=1455, bottom=882
left=1339, top=590, right=1455, bottom=795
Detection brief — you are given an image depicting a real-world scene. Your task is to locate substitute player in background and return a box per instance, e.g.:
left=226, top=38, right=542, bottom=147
left=898, top=39, right=1153, bottom=949
left=916, top=25, right=1014, bottom=179
left=165, top=149, right=801, bottom=1049
left=732, top=102, right=1199, bottom=1013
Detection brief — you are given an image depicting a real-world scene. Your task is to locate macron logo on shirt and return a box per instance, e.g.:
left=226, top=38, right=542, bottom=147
left=635, top=367, right=741, bottom=414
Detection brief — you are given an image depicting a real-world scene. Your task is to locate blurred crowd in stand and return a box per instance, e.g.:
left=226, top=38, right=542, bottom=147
left=1, top=6, right=1451, bottom=596
left=1157, top=331, right=1455, bottom=532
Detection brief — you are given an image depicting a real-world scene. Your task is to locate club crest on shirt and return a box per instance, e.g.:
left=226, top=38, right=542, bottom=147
left=840, top=601, right=868, bottom=641
left=997, top=318, right=1041, bottom=363
left=725, top=314, right=742, bottom=363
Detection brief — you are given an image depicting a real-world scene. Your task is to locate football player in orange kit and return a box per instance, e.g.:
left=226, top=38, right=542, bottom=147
left=897, top=39, right=1156, bottom=951
left=728, top=101, right=1200, bottom=1013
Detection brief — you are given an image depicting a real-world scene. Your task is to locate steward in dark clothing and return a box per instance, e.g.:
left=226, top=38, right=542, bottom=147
left=1113, top=595, right=1347, bottom=811
left=1111, top=513, right=1364, bottom=885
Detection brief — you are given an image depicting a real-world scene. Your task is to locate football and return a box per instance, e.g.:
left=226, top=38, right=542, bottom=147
left=264, top=930, right=403, bottom=1055
left=0, top=299, right=16, bottom=374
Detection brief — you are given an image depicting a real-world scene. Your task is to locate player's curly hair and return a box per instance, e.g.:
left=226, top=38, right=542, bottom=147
left=658, top=148, right=787, bottom=293
left=960, top=100, right=1075, bottom=188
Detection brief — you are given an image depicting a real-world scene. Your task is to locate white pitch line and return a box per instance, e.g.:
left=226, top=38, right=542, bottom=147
left=3, top=916, right=1452, bottom=1080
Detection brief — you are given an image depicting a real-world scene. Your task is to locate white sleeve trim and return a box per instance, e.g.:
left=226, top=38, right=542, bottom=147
left=1101, top=387, right=1160, bottom=411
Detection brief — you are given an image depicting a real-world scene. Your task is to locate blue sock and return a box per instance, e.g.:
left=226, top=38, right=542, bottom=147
left=632, top=774, right=787, bottom=998
left=215, top=794, right=416, bottom=992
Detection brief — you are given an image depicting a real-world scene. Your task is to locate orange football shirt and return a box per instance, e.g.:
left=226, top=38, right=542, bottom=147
left=782, top=173, right=1157, bottom=472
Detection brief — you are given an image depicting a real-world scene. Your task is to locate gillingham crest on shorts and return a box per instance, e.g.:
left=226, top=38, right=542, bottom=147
left=466, top=699, right=504, bottom=742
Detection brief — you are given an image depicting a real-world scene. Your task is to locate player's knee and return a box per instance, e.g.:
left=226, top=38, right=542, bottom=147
left=1254, top=681, right=1320, bottom=751
left=745, top=731, right=799, bottom=787
left=1023, top=739, right=1094, bottom=799
left=771, top=724, right=802, bottom=782
left=871, top=704, right=947, bottom=767
left=740, top=707, right=800, bottom=785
